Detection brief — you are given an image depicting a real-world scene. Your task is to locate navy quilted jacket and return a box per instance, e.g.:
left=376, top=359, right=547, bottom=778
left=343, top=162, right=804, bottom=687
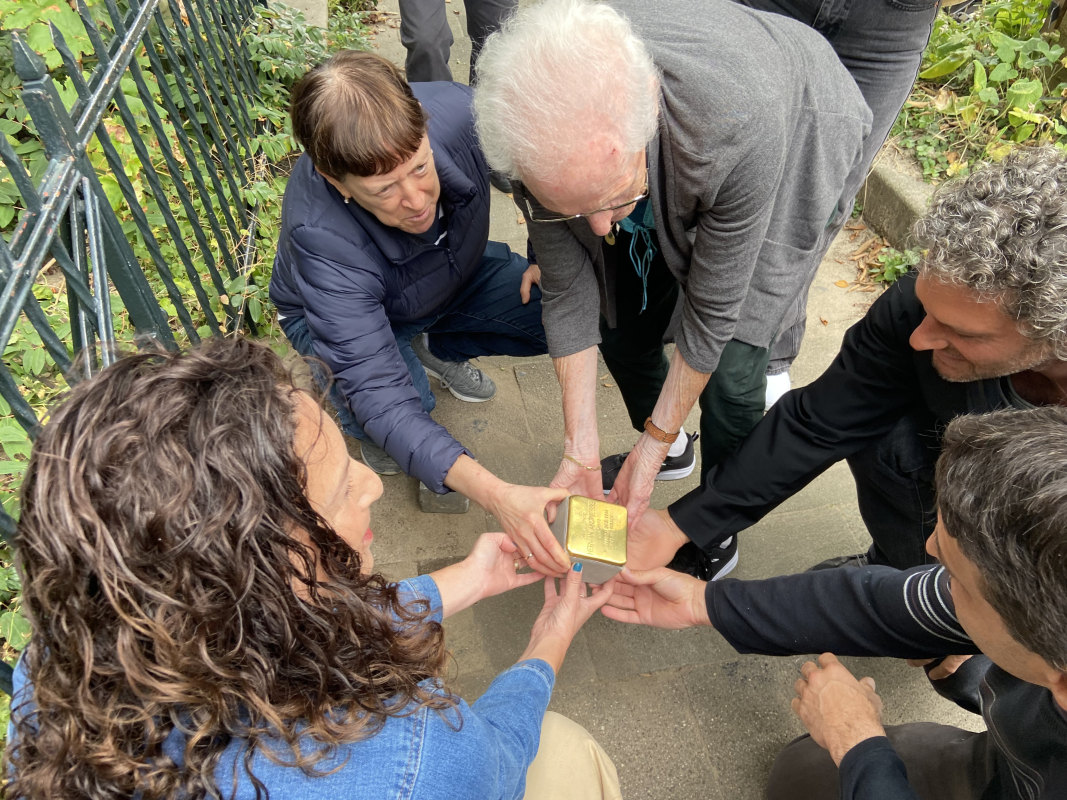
left=270, top=82, right=489, bottom=491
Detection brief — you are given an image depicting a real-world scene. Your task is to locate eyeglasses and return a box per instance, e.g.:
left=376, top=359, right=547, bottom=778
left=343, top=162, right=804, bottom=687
left=520, top=184, right=649, bottom=224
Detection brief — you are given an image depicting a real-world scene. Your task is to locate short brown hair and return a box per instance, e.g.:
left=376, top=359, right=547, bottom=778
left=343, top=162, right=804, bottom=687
left=290, top=50, right=427, bottom=179
left=937, top=406, right=1067, bottom=671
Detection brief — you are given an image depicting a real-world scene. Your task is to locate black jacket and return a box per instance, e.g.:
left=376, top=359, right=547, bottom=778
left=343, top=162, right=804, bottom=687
left=670, top=272, right=1016, bottom=549
left=709, top=566, right=1067, bottom=799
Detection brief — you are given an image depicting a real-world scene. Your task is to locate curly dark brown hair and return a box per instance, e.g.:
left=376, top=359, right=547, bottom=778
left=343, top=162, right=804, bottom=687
left=4, top=337, right=455, bottom=799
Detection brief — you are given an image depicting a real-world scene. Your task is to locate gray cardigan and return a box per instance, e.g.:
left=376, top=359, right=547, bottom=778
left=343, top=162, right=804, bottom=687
left=527, top=0, right=872, bottom=373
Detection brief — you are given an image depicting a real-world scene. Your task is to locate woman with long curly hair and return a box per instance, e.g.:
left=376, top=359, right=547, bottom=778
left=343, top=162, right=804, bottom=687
left=3, top=337, right=620, bottom=799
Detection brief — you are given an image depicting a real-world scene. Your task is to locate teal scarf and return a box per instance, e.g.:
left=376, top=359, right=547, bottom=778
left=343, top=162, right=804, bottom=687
left=616, top=198, right=656, bottom=313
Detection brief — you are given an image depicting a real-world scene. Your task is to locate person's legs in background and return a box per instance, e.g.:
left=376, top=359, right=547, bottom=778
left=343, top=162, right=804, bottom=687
left=397, top=0, right=520, bottom=92
left=464, top=0, right=519, bottom=84
left=595, top=227, right=702, bottom=485
left=596, top=232, right=676, bottom=437
left=697, top=340, right=771, bottom=481
left=397, top=0, right=453, bottom=82
left=740, top=0, right=941, bottom=405
left=421, top=240, right=547, bottom=361
left=843, top=414, right=939, bottom=570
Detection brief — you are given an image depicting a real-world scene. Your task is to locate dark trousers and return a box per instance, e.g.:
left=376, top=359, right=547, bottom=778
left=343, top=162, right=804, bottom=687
left=765, top=723, right=993, bottom=800
left=398, top=0, right=518, bottom=83
left=737, top=0, right=941, bottom=372
left=846, top=414, right=939, bottom=569
left=281, top=241, right=545, bottom=440
left=597, top=230, right=769, bottom=479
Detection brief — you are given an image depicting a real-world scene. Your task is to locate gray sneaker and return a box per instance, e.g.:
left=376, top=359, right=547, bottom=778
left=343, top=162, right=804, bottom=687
left=411, top=335, right=496, bottom=403
left=360, top=439, right=401, bottom=475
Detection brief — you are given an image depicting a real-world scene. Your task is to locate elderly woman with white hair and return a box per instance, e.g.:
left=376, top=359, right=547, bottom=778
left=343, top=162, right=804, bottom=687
left=473, top=0, right=872, bottom=580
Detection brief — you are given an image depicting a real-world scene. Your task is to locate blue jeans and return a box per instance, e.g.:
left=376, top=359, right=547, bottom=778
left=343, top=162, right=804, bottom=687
left=281, top=241, right=546, bottom=440
left=738, top=0, right=942, bottom=371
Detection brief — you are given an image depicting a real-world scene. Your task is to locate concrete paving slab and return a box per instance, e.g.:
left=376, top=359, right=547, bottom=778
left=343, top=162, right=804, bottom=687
left=682, top=655, right=805, bottom=797
left=550, top=671, right=725, bottom=800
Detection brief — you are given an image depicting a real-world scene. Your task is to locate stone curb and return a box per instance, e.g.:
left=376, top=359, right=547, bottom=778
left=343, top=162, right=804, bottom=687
left=860, top=149, right=936, bottom=250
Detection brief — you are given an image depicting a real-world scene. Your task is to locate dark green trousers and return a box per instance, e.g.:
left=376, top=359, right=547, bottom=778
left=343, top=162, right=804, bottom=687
left=597, top=229, right=769, bottom=479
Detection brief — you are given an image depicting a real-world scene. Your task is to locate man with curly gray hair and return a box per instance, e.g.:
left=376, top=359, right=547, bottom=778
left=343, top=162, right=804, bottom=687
left=631, top=145, right=1067, bottom=582
left=914, top=147, right=1067, bottom=369
left=473, top=0, right=872, bottom=583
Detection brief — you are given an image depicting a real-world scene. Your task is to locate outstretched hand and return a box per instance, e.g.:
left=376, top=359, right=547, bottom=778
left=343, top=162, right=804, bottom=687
left=600, top=566, right=709, bottom=630
left=432, top=532, right=544, bottom=619
left=791, top=653, right=886, bottom=766
left=549, top=455, right=604, bottom=504
left=464, top=532, right=545, bottom=599
left=520, top=565, right=615, bottom=673
left=606, top=434, right=667, bottom=525
left=627, top=507, right=691, bottom=571
left=485, top=483, right=572, bottom=575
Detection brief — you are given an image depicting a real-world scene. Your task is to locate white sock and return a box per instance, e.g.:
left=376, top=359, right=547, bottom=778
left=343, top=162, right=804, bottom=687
left=667, top=425, right=687, bottom=457
left=764, top=372, right=792, bottom=411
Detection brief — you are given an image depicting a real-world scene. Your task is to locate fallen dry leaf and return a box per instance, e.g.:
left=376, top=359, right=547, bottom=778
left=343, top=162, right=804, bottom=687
left=834, top=279, right=849, bottom=288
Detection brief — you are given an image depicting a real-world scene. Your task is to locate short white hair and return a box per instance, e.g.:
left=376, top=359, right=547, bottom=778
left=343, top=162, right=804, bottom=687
left=473, top=0, right=660, bottom=182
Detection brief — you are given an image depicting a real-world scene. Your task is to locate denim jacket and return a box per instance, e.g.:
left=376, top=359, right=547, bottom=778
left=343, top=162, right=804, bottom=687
left=10, top=575, right=555, bottom=799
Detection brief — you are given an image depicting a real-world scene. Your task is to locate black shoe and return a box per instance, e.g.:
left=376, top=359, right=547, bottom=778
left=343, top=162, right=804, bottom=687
left=807, top=552, right=870, bottom=571
left=489, top=170, right=512, bottom=193
left=666, top=539, right=738, bottom=581
left=601, top=432, right=698, bottom=494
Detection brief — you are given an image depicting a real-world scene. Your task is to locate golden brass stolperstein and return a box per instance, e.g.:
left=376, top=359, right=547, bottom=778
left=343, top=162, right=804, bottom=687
left=548, top=496, right=627, bottom=584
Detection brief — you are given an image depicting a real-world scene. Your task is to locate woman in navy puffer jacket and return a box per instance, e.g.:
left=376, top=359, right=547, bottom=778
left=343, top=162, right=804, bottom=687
left=270, top=51, right=570, bottom=574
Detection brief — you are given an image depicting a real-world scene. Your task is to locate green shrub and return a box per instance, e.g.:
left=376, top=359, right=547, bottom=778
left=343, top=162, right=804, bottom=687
left=870, top=247, right=921, bottom=285
left=892, top=0, right=1067, bottom=181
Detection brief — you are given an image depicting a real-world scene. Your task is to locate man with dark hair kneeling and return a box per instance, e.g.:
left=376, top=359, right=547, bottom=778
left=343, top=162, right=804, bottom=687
left=604, top=406, right=1067, bottom=798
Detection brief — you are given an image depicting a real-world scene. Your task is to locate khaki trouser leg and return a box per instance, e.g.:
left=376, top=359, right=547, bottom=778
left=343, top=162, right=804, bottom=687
left=523, top=712, right=622, bottom=800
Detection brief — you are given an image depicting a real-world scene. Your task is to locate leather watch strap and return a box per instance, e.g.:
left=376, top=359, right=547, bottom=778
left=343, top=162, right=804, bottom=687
left=643, top=416, right=679, bottom=444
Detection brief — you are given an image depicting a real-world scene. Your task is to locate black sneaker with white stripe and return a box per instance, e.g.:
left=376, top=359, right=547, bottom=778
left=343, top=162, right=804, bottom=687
left=667, top=538, right=738, bottom=581
left=601, top=432, right=698, bottom=494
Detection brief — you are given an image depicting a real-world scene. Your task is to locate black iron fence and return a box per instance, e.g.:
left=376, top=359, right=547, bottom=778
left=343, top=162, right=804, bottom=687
left=0, top=0, right=273, bottom=692
left=1, top=0, right=270, bottom=525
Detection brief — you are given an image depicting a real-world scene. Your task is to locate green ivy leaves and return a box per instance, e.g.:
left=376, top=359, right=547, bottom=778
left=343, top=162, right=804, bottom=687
left=894, top=0, right=1067, bottom=182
